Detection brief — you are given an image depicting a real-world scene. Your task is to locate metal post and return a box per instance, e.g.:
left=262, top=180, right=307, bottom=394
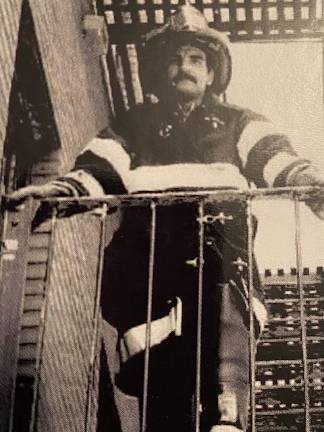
left=91, top=0, right=98, bottom=15
left=246, top=198, right=256, bottom=432
left=28, top=205, right=58, bottom=432
left=0, top=155, right=9, bottom=282
left=141, top=201, right=157, bottom=432
left=195, top=201, right=205, bottom=432
left=0, top=206, right=9, bottom=284
left=84, top=204, right=108, bottom=432
left=293, top=196, right=311, bottom=432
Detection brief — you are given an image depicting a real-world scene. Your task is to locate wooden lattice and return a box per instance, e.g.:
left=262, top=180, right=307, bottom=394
left=101, top=0, right=324, bottom=42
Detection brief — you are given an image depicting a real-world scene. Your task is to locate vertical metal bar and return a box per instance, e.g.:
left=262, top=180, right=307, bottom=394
left=100, top=54, right=116, bottom=118
left=0, top=207, right=9, bottom=283
left=0, top=155, right=16, bottom=288
left=8, top=202, right=34, bottom=432
left=91, top=0, right=98, bottom=15
left=7, top=154, right=16, bottom=195
left=0, top=156, right=9, bottom=281
left=293, top=196, right=311, bottom=432
left=246, top=198, right=256, bottom=432
left=91, top=0, right=116, bottom=117
left=29, top=205, right=58, bottom=432
left=0, top=156, right=7, bottom=214
left=84, top=204, right=108, bottom=432
left=141, top=200, right=157, bottom=432
left=322, top=37, right=324, bottom=114
left=195, top=201, right=205, bottom=432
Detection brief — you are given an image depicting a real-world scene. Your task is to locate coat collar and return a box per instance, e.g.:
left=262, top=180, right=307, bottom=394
left=157, top=93, right=225, bottom=138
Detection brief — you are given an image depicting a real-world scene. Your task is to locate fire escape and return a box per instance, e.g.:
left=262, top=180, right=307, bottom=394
left=1, top=0, right=324, bottom=431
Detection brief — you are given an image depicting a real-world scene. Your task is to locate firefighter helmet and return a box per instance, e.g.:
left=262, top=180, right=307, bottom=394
left=139, top=4, right=232, bottom=98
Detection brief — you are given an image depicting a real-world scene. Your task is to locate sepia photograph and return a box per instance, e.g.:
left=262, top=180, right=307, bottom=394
left=1, top=0, right=324, bottom=431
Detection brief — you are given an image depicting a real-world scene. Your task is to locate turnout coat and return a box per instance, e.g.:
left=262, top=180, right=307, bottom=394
left=53, top=94, right=310, bottom=422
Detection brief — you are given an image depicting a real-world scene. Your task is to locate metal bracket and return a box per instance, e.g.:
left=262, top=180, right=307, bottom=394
left=232, top=257, right=248, bottom=272
left=90, top=204, right=108, bottom=218
left=198, top=212, right=233, bottom=225
left=185, top=257, right=204, bottom=268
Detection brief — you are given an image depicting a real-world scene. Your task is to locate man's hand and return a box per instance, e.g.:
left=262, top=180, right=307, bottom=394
left=7, top=184, right=67, bottom=214
left=7, top=183, right=72, bottom=229
left=304, top=191, right=324, bottom=220
left=9, top=183, right=63, bottom=205
left=287, top=166, right=324, bottom=220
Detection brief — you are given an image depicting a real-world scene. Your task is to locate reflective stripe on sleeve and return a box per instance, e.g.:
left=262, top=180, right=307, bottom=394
left=263, top=152, right=302, bottom=187
left=128, top=163, right=249, bottom=193
left=82, top=138, right=131, bottom=182
left=63, top=169, right=105, bottom=196
left=237, top=121, right=279, bottom=168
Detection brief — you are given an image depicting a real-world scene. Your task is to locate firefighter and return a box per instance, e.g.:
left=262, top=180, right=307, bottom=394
left=11, top=4, right=324, bottom=432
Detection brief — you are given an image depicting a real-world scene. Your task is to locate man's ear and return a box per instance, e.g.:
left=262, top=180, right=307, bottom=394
left=207, top=68, right=214, bottom=87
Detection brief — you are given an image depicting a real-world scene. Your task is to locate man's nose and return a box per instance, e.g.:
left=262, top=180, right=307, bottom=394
left=179, top=56, right=191, bottom=72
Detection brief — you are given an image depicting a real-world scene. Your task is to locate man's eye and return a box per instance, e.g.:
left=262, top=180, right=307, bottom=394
left=191, top=56, right=204, bottom=64
left=168, top=57, right=178, bottom=66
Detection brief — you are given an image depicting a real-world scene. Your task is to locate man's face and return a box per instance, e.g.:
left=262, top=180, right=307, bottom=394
left=166, top=45, right=214, bottom=102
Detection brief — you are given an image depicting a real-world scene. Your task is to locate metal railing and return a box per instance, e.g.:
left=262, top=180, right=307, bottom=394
left=2, top=185, right=324, bottom=431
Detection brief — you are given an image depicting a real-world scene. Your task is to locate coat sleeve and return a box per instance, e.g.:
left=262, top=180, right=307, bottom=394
left=235, top=110, right=311, bottom=188
left=50, top=114, right=133, bottom=197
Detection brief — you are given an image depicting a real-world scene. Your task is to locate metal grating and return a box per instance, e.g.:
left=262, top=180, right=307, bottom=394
left=255, top=270, right=324, bottom=431
left=101, top=0, right=324, bottom=43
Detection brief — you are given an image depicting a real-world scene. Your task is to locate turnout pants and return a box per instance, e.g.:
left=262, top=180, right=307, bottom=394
left=100, top=202, right=266, bottom=431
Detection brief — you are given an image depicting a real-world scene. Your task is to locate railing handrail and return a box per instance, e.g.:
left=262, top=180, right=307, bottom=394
left=6, top=185, right=322, bottom=209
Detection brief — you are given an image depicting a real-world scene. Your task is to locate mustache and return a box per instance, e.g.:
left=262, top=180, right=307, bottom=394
left=173, top=72, right=197, bottom=84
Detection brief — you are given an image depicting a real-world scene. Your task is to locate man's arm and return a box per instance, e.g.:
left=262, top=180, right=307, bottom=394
left=10, top=127, right=131, bottom=204
left=236, top=112, right=324, bottom=219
